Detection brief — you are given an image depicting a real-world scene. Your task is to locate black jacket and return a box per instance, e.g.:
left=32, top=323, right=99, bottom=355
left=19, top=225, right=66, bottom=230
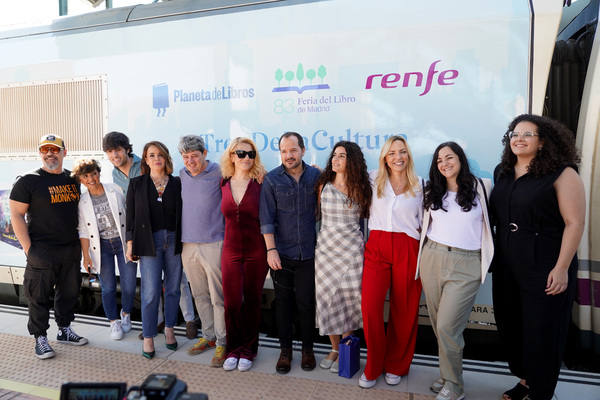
left=126, top=174, right=182, bottom=257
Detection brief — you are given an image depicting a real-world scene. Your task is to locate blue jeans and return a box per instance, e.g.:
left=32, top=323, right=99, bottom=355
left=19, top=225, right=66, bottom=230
left=99, top=237, right=137, bottom=321
left=140, top=230, right=183, bottom=338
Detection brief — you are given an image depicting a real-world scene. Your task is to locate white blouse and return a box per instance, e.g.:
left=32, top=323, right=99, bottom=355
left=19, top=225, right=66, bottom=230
left=427, top=191, right=483, bottom=250
left=367, top=170, right=423, bottom=240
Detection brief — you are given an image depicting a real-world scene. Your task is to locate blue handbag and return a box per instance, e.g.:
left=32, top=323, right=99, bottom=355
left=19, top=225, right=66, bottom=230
left=338, top=335, right=360, bottom=378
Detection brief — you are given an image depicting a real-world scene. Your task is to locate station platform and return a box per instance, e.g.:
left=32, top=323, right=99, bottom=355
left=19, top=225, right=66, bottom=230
left=0, top=304, right=598, bottom=400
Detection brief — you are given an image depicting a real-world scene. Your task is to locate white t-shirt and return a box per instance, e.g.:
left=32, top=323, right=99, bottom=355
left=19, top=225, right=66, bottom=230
left=367, top=170, right=423, bottom=240
left=427, top=191, right=482, bottom=250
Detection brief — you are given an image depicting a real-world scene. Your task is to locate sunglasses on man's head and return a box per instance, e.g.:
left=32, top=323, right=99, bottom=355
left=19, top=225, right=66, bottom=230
left=234, top=150, right=256, bottom=159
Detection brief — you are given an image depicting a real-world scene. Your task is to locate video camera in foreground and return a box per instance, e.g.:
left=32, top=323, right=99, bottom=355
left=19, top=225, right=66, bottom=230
left=60, top=374, right=208, bottom=400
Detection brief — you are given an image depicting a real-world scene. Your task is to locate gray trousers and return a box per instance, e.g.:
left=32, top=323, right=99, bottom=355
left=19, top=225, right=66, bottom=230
left=420, top=239, right=481, bottom=393
left=181, top=241, right=226, bottom=345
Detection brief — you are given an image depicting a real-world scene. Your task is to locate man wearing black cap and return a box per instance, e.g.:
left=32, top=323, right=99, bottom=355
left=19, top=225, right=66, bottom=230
left=10, top=134, right=88, bottom=359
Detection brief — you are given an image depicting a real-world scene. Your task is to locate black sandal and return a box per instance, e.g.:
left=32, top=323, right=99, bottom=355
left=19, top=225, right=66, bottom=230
left=503, top=382, right=529, bottom=400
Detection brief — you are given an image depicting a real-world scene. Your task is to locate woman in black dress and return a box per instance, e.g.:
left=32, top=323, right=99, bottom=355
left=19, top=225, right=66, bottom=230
left=489, top=114, right=585, bottom=400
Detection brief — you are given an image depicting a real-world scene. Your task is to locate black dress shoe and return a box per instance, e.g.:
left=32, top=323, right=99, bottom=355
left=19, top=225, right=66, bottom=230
left=276, top=348, right=293, bottom=374
left=142, top=350, right=155, bottom=359
left=166, top=341, right=178, bottom=351
left=301, top=349, right=316, bottom=371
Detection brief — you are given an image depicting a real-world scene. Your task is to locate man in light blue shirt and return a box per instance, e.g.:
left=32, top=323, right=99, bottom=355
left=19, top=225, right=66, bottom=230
left=102, top=132, right=141, bottom=196
left=178, top=135, right=226, bottom=367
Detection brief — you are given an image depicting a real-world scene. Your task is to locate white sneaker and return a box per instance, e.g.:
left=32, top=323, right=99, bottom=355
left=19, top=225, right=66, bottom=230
left=223, top=357, right=238, bottom=371
left=110, top=320, right=124, bottom=340
left=430, top=378, right=445, bottom=393
left=358, top=373, right=376, bottom=389
left=238, top=358, right=253, bottom=372
left=436, top=382, right=465, bottom=400
left=120, top=310, right=132, bottom=333
left=385, top=373, right=401, bottom=385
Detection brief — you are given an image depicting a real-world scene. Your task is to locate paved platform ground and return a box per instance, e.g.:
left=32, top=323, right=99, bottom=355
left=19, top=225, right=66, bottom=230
left=0, top=305, right=598, bottom=400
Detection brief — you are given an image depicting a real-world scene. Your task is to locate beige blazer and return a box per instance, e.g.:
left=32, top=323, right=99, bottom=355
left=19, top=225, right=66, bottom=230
left=416, top=178, right=494, bottom=284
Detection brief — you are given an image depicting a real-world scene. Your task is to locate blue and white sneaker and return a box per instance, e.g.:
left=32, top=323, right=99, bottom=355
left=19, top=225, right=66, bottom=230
left=57, top=326, right=88, bottom=346
left=35, top=336, right=55, bottom=359
left=120, top=310, right=132, bottom=333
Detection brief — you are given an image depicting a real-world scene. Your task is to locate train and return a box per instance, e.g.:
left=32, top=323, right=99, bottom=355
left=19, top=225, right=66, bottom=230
left=0, top=0, right=598, bottom=363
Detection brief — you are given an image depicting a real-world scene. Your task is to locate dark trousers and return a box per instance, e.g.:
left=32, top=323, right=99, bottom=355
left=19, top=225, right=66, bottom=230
left=272, top=256, right=315, bottom=350
left=23, top=242, right=82, bottom=338
left=492, top=261, right=576, bottom=400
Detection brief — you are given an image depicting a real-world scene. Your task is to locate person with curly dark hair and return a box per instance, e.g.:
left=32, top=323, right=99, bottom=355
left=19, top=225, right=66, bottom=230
left=314, top=141, right=371, bottom=373
left=416, top=142, right=493, bottom=400
left=359, top=136, right=423, bottom=389
left=490, top=114, right=585, bottom=400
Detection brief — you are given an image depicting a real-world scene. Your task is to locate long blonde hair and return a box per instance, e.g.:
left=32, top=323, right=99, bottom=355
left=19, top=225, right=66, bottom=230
left=220, top=137, right=266, bottom=180
left=375, top=136, right=419, bottom=198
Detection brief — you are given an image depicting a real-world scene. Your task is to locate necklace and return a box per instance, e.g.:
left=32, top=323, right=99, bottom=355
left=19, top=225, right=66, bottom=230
left=152, top=176, right=168, bottom=202
left=390, top=179, right=407, bottom=195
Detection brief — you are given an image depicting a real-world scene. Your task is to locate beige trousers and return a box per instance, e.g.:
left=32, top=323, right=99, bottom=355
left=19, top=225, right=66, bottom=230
left=420, top=239, right=481, bottom=393
left=181, top=241, right=226, bottom=346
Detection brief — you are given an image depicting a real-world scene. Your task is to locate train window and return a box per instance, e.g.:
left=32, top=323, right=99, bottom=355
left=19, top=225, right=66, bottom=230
left=0, top=76, right=107, bottom=159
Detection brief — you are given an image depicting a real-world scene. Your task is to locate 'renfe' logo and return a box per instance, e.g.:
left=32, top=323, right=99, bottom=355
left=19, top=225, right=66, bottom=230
left=365, top=60, right=459, bottom=96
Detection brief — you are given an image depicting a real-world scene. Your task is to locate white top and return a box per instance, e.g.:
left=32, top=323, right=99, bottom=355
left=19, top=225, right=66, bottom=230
left=427, top=191, right=482, bottom=250
left=367, top=170, right=423, bottom=240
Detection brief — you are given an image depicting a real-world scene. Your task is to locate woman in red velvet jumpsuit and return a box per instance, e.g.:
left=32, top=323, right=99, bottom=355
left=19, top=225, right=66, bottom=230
left=219, top=137, right=268, bottom=372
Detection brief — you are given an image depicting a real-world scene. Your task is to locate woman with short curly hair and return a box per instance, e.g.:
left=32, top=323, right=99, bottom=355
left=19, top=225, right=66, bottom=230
left=314, top=141, right=371, bottom=373
left=72, top=159, right=136, bottom=341
left=490, top=114, right=585, bottom=400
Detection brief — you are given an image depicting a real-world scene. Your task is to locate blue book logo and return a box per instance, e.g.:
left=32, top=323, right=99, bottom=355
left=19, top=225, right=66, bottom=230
left=153, top=83, right=169, bottom=116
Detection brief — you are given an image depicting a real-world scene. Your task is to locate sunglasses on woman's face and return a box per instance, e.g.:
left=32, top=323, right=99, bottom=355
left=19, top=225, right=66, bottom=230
left=234, top=150, right=257, bottom=159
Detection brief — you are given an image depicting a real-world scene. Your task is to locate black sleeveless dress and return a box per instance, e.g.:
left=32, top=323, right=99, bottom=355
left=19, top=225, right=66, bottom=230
left=489, top=164, right=577, bottom=400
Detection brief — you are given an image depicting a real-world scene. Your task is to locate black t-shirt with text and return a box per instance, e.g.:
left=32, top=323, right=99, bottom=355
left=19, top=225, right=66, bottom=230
left=10, top=168, right=80, bottom=246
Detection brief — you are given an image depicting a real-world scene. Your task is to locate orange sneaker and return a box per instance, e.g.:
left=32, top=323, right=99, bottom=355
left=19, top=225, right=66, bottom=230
left=187, top=338, right=216, bottom=355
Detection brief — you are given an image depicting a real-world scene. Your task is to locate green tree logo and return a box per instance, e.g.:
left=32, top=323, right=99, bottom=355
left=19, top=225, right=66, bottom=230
left=285, top=70, right=294, bottom=86
left=318, top=65, right=327, bottom=83
left=296, top=63, right=304, bottom=86
left=272, top=63, right=330, bottom=93
left=275, top=69, right=283, bottom=87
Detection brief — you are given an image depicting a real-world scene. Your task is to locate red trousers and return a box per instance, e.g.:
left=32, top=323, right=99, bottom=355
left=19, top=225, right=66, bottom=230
left=361, top=230, right=421, bottom=379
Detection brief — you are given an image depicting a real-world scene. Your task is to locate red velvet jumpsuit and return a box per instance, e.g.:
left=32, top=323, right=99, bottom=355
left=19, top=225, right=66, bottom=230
left=221, top=179, right=268, bottom=360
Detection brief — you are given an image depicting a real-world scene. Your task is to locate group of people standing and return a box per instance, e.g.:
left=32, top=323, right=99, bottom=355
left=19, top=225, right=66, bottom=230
left=9, top=113, right=584, bottom=400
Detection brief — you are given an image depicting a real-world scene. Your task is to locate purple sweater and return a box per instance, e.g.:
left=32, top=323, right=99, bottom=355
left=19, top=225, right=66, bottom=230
left=179, top=161, right=225, bottom=243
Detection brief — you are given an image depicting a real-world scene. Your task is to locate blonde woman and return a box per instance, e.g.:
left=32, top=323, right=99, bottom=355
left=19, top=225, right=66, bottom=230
left=219, top=137, right=268, bottom=372
left=360, top=136, right=423, bottom=388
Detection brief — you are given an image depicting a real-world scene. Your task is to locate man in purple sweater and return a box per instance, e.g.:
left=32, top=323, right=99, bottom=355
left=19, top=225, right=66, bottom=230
left=178, top=135, right=226, bottom=367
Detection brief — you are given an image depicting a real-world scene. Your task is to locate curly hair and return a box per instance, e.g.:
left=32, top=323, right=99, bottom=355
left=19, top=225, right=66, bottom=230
left=141, top=141, right=174, bottom=175
left=374, top=136, right=420, bottom=198
left=423, top=142, right=477, bottom=212
left=316, top=141, right=372, bottom=219
left=71, top=159, right=101, bottom=182
left=220, top=137, right=266, bottom=180
left=498, top=114, right=580, bottom=177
